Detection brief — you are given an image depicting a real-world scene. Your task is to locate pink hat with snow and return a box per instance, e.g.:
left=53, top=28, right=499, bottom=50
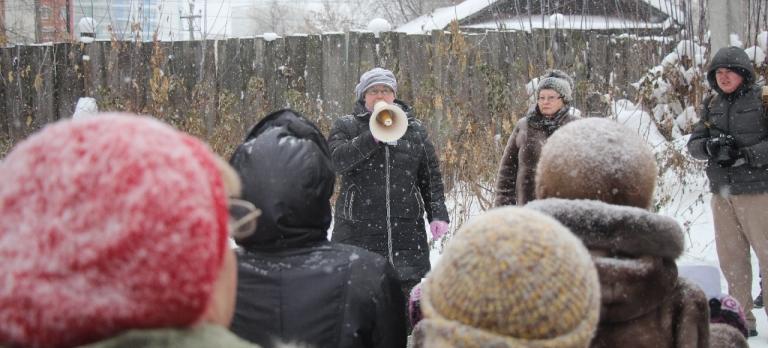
left=0, top=114, right=230, bottom=348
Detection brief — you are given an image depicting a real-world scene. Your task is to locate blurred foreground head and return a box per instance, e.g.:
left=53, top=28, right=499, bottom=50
left=0, top=114, right=239, bottom=348
left=535, top=117, right=657, bottom=209
left=415, top=207, right=600, bottom=348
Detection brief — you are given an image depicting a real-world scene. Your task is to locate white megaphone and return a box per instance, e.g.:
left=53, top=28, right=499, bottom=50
left=370, top=101, right=408, bottom=142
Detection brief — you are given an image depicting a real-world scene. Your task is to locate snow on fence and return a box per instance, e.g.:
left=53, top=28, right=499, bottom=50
left=0, top=30, right=672, bottom=189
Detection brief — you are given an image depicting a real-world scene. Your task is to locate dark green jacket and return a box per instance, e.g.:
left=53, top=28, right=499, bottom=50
left=687, top=47, right=768, bottom=194
left=78, top=325, right=261, bottom=348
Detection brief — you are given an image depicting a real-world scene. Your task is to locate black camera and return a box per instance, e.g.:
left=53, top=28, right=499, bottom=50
left=706, top=134, right=738, bottom=167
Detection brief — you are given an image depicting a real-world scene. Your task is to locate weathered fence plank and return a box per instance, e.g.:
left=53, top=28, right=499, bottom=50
left=322, top=33, right=347, bottom=118
left=54, top=43, right=84, bottom=120
left=346, top=31, right=376, bottom=112
left=263, top=36, right=287, bottom=111
left=6, top=46, right=36, bottom=139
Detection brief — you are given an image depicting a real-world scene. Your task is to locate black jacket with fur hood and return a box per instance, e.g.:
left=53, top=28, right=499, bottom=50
left=527, top=198, right=710, bottom=348
left=229, top=110, right=406, bottom=348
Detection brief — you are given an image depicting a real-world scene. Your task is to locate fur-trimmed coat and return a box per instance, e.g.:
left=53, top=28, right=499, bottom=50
left=494, top=106, right=580, bottom=207
left=527, top=198, right=710, bottom=348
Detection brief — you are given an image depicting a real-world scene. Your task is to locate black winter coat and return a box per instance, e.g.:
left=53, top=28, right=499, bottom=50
left=687, top=47, right=768, bottom=195
left=328, top=100, right=449, bottom=283
left=229, top=110, right=407, bottom=348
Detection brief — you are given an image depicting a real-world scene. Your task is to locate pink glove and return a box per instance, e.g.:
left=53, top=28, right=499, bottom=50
left=429, top=220, right=449, bottom=240
left=408, top=283, right=423, bottom=327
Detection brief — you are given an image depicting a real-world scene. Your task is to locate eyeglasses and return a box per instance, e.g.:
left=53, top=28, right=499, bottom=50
left=537, top=96, right=562, bottom=102
left=228, top=198, right=261, bottom=240
left=365, top=88, right=394, bottom=96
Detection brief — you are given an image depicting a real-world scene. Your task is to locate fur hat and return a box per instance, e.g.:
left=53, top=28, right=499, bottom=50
left=535, top=118, right=657, bottom=209
left=354, top=67, right=398, bottom=100
left=537, top=70, right=574, bottom=103
left=0, top=114, right=230, bottom=348
left=416, top=207, right=600, bottom=348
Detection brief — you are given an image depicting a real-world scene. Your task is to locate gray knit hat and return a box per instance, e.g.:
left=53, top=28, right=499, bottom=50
left=354, top=67, right=398, bottom=100
left=537, top=70, right=574, bottom=103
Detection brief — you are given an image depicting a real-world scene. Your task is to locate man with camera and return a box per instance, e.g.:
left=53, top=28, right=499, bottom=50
left=687, top=46, right=768, bottom=337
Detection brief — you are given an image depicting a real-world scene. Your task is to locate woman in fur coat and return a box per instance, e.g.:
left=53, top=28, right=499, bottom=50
left=494, top=70, right=581, bottom=207
left=527, top=118, right=710, bottom=348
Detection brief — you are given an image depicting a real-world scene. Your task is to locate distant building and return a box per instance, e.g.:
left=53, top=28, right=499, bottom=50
left=37, top=0, right=72, bottom=42
left=72, top=0, right=185, bottom=41
left=397, top=0, right=684, bottom=36
left=3, top=0, right=72, bottom=44
left=4, top=1, right=37, bottom=43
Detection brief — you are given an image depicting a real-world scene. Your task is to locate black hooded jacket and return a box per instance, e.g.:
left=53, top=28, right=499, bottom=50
left=229, top=109, right=407, bottom=348
left=687, top=47, right=768, bottom=195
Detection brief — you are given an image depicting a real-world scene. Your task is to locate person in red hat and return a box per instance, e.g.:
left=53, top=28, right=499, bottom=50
left=0, top=114, right=261, bottom=348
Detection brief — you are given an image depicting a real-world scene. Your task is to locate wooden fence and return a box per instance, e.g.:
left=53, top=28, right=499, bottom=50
left=0, top=29, right=672, bottom=188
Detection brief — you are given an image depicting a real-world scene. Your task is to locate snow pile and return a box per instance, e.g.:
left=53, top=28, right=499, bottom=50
left=632, top=40, right=708, bottom=138
left=72, top=97, right=98, bottom=120
left=367, top=18, right=391, bottom=38
left=396, top=0, right=498, bottom=34
left=730, top=33, right=744, bottom=48
left=745, top=46, right=766, bottom=66
left=758, top=31, right=768, bottom=53
left=262, top=33, right=280, bottom=42
left=548, top=13, right=565, bottom=28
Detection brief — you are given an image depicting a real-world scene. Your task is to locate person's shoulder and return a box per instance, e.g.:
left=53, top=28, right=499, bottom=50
left=330, top=114, right=364, bottom=134
left=333, top=114, right=358, bottom=124
left=514, top=115, right=531, bottom=129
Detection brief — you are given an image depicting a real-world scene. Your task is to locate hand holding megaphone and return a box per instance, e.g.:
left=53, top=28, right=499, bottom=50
left=370, top=101, right=408, bottom=142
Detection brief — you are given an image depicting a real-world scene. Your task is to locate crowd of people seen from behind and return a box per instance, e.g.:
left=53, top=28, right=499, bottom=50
left=1, top=46, right=766, bottom=347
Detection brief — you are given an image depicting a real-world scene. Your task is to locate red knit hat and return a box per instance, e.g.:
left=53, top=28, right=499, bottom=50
left=0, top=114, right=230, bottom=348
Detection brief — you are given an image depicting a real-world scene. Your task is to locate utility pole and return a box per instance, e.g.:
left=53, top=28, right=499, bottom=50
left=180, top=0, right=200, bottom=40
left=708, top=0, right=748, bottom=57
left=33, top=0, right=41, bottom=42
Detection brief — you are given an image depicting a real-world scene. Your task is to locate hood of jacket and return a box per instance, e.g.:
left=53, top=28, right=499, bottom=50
left=707, top=46, right=755, bottom=96
left=230, top=109, right=334, bottom=249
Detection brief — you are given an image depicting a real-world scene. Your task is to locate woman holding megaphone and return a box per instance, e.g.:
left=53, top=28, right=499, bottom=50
left=328, top=67, right=450, bottom=304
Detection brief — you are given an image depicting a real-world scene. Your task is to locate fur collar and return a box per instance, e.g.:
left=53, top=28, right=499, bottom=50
left=526, top=198, right=683, bottom=259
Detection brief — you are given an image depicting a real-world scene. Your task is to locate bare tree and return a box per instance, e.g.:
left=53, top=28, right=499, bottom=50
left=303, top=0, right=367, bottom=33
left=372, top=0, right=460, bottom=25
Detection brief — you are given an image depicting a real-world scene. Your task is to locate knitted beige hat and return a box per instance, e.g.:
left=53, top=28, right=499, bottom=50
left=416, top=207, right=600, bottom=348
